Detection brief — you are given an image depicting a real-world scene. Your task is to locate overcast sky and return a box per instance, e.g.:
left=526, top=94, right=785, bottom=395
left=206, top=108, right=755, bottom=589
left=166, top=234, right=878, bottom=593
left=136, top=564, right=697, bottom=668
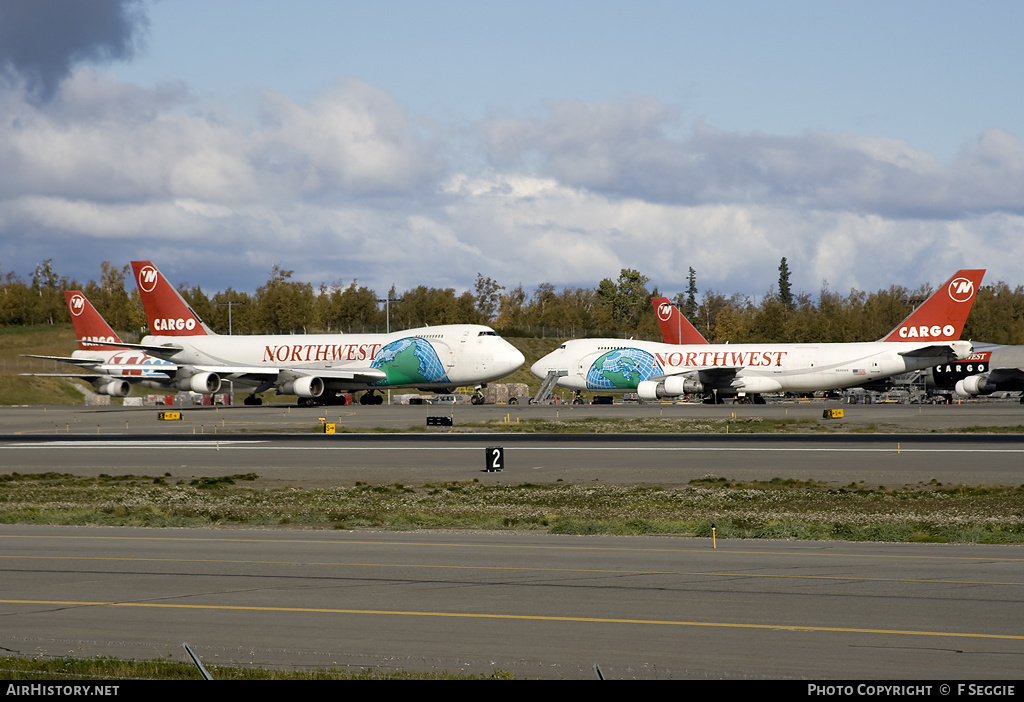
left=1, top=0, right=1022, bottom=301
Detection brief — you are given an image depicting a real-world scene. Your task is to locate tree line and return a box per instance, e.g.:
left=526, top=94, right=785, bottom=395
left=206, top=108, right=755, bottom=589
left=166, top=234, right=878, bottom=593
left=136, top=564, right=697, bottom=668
left=2, top=259, right=1023, bottom=345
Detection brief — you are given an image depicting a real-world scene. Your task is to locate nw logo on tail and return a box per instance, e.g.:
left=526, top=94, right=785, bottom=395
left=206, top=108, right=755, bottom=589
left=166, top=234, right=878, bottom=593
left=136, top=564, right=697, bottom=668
left=138, top=266, right=159, bottom=293
left=657, top=302, right=673, bottom=322
left=69, top=294, right=86, bottom=317
left=948, top=277, right=975, bottom=303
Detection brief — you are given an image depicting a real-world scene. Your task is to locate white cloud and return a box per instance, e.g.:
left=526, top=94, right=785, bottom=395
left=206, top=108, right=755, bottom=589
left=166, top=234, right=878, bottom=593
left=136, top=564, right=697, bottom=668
left=479, top=102, right=1024, bottom=221
left=2, top=75, right=1023, bottom=300
left=253, top=79, right=443, bottom=197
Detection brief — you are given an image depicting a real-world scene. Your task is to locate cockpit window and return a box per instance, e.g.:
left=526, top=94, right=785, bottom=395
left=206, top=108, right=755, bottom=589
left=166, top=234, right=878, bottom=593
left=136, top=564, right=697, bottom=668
left=478, top=331, right=498, bottom=336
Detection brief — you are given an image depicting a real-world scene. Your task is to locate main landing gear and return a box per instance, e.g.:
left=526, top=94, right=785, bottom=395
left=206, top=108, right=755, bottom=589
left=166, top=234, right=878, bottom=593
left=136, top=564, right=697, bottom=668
left=359, top=391, right=384, bottom=405
left=295, top=392, right=353, bottom=407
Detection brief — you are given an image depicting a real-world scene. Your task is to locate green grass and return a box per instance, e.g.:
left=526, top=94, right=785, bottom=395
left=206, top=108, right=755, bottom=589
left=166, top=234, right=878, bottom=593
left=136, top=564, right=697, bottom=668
left=2, top=472, right=1022, bottom=543
left=0, top=655, right=514, bottom=680
left=464, top=415, right=825, bottom=433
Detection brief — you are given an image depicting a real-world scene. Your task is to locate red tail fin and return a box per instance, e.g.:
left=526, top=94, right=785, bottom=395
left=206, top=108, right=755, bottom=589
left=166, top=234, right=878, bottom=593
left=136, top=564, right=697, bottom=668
left=882, top=269, right=985, bottom=342
left=130, top=260, right=213, bottom=336
left=65, top=291, right=122, bottom=350
left=652, top=297, right=708, bottom=345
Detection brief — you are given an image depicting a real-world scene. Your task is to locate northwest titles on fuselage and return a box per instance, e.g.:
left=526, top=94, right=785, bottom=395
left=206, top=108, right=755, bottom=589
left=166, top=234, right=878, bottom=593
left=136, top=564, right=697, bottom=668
left=263, top=342, right=384, bottom=363
left=651, top=349, right=787, bottom=368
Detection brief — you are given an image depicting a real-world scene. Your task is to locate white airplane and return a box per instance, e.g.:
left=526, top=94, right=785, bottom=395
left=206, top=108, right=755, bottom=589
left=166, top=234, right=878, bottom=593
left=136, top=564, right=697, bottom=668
left=22, top=291, right=179, bottom=397
left=124, top=261, right=525, bottom=406
left=533, top=269, right=985, bottom=404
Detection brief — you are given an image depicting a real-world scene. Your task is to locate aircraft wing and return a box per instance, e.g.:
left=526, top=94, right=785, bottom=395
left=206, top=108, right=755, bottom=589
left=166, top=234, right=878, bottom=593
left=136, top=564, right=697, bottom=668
left=986, top=367, right=1024, bottom=385
left=654, top=367, right=741, bottom=382
left=652, top=366, right=742, bottom=390
left=696, top=367, right=742, bottom=384
left=308, top=367, right=389, bottom=383
left=190, top=365, right=389, bottom=384
left=655, top=367, right=741, bottom=384
left=93, top=364, right=174, bottom=377
left=657, top=365, right=786, bottom=394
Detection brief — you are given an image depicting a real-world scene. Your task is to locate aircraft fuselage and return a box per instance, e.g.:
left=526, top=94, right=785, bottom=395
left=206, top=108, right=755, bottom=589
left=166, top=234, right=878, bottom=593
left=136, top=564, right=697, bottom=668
left=533, top=338, right=973, bottom=397
left=144, top=324, right=524, bottom=391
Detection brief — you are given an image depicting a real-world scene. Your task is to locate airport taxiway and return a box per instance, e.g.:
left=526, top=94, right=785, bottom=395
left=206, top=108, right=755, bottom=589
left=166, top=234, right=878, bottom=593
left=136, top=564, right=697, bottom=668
left=2, top=525, right=1022, bottom=679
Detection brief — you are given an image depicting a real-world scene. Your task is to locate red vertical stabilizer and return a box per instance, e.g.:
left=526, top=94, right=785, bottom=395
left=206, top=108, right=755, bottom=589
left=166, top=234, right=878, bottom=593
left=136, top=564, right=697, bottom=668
left=652, top=296, right=709, bottom=345
left=131, top=260, right=213, bottom=336
left=882, top=269, right=985, bottom=342
left=65, top=291, right=122, bottom=350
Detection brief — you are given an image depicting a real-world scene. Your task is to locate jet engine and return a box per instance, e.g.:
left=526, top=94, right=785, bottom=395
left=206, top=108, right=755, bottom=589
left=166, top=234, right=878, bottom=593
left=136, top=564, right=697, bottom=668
left=279, top=376, right=324, bottom=398
left=955, top=374, right=995, bottom=398
left=94, top=378, right=131, bottom=397
left=636, top=377, right=704, bottom=400
left=174, top=372, right=221, bottom=394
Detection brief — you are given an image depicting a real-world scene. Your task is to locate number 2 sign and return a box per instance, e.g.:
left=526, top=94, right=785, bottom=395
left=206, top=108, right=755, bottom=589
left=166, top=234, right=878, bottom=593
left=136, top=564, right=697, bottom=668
left=485, top=446, right=504, bottom=472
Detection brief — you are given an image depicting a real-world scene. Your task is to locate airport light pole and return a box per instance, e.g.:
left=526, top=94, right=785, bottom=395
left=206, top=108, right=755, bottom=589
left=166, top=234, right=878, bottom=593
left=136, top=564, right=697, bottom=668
left=215, top=300, right=246, bottom=335
left=214, top=300, right=245, bottom=405
left=378, top=294, right=403, bottom=405
left=378, top=295, right=403, bottom=334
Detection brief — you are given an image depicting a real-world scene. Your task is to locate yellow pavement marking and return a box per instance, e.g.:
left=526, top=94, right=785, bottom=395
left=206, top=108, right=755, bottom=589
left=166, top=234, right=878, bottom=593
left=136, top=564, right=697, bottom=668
left=2, top=598, right=1022, bottom=641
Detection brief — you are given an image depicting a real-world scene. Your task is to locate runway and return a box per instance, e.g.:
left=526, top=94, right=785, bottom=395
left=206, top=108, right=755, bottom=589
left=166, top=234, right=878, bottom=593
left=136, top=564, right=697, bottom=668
left=2, top=431, right=1024, bottom=487
left=2, top=525, right=1022, bottom=679
left=2, top=401, right=1023, bottom=679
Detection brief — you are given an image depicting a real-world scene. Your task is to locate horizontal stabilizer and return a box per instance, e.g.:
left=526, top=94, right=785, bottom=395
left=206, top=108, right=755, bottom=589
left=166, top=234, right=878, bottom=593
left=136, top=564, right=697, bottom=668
left=86, top=340, right=185, bottom=357
left=21, top=354, right=94, bottom=366
left=897, top=344, right=960, bottom=359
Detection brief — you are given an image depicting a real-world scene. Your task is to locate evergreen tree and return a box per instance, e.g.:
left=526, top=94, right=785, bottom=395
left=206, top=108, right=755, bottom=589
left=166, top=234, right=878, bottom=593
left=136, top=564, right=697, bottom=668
left=778, top=257, right=793, bottom=307
left=685, top=267, right=698, bottom=318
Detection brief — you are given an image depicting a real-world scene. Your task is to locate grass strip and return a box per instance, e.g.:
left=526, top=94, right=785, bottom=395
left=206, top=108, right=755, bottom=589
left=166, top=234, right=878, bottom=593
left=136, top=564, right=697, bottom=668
left=2, top=473, right=1023, bottom=543
left=0, top=655, right=513, bottom=680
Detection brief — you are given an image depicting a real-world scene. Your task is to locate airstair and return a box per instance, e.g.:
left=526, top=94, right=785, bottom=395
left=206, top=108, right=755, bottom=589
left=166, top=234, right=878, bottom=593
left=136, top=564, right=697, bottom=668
left=532, top=370, right=566, bottom=404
